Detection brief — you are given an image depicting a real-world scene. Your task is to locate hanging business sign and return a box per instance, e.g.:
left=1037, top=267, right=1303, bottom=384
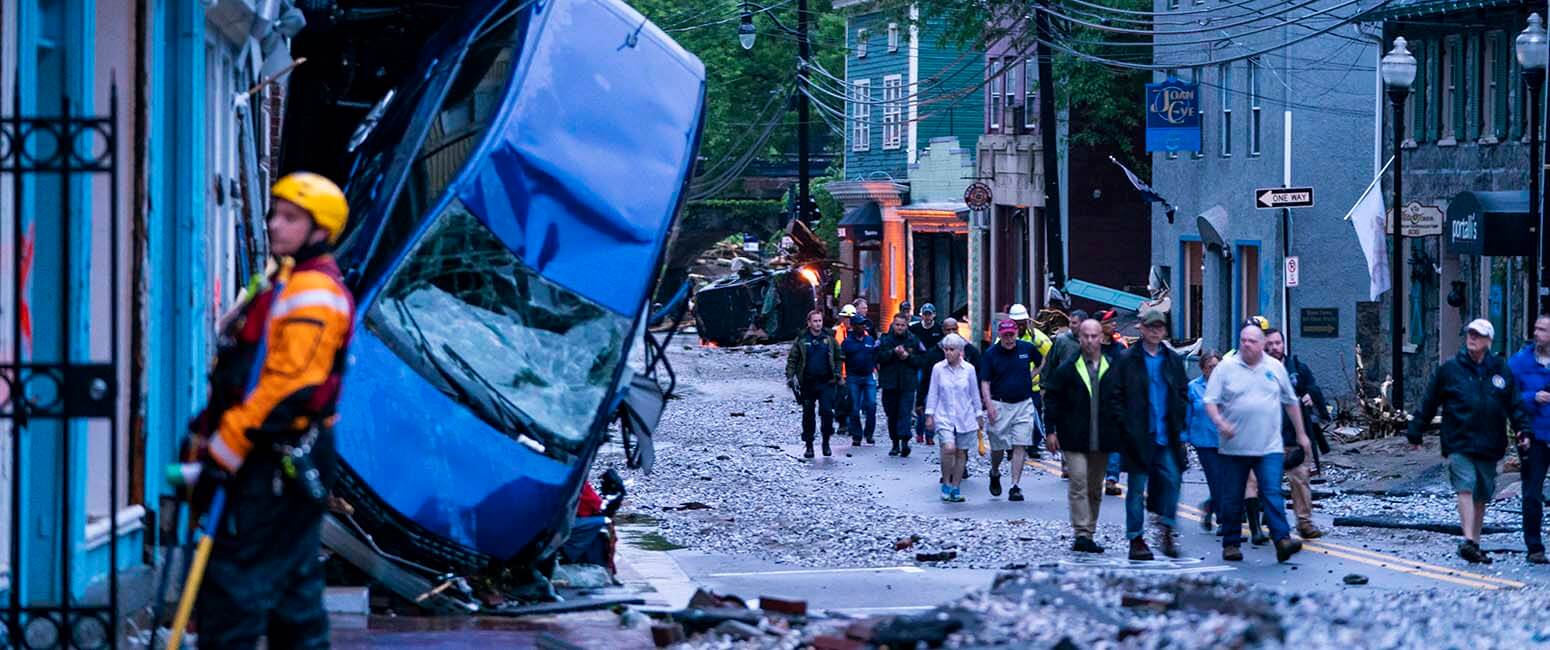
left=1386, top=201, right=1444, bottom=237
left=1144, top=78, right=1201, bottom=153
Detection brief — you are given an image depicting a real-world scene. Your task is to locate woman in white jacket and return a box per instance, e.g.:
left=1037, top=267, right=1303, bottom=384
left=925, top=334, right=986, bottom=502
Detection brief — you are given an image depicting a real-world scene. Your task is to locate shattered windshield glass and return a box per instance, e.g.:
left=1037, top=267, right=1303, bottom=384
left=366, top=201, right=630, bottom=451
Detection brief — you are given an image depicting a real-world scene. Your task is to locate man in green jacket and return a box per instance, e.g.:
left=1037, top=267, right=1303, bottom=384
left=787, top=310, right=843, bottom=458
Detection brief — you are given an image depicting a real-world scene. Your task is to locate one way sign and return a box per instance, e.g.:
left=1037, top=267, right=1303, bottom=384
left=1255, top=187, right=1315, bottom=209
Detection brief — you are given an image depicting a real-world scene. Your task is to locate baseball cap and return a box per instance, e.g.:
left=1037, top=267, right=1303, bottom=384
left=920, top=303, right=937, bottom=315
left=1099, top=309, right=1117, bottom=323
left=1008, top=304, right=1031, bottom=321
left=1466, top=318, right=1494, bottom=339
left=1139, top=307, right=1168, bottom=326
left=850, top=315, right=867, bottom=327
left=899, top=301, right=913, bottom=311
left=997, top=319, right=1018, bottom=334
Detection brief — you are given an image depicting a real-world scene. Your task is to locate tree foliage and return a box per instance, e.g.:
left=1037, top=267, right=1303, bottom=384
left=632, top=0, right=846, bottom=184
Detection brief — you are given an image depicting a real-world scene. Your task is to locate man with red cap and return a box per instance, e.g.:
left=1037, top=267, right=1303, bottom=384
left=978, top=319, right=1039, bottom=501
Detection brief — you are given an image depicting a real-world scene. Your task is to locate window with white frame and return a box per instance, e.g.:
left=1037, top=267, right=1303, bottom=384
left=888, top=23, right=899, bottom=53
left=1248, top=57, right=1261, bottom=156
left=989, top=59, right=1003, bottom=130
left=882, top=75, right=903, bottom=149
left=1219, top=62, right=1232, bottom=157
left=851, top=79, right=871, bottom=151
left=857, top=29, right=868, bottom=58
left=1004, top=58, right=1019, bottom=130
left=1024, top=58, right=1037, bottom=130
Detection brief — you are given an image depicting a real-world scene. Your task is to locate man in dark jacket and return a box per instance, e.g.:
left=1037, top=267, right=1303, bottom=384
left=841, top=315, right=880, bottom=446
left=786, top=310, right=843, bottom=459
left=1266, top=328, right=1326, bottom=539
left=1507, top=314, right=1550, bottom=564
left=910, top=303, right=946, bottom=444
left=878, top=313, right=927, bottom=457
left=1114, top=308, right=1190, bottom=560
left=1409, top=318, right=1531, bottom=564
left=1044, top=319, right=1125, bottom=553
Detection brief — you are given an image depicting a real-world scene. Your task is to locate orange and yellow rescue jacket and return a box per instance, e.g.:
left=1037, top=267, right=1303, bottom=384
left=205, top=249, right=355, bottom=473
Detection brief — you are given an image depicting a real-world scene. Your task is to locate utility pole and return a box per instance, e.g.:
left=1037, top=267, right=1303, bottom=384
left=797, top=0, right=811, bottom=229
left=1035, top=0, right=1064, bottom=290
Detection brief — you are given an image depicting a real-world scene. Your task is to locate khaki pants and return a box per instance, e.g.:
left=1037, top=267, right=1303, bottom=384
left=1284, top=448, right=1313, bottom=528
left=1065, top=451, right=1107, bottom=538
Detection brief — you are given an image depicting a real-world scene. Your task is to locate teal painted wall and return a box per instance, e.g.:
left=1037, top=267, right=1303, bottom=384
left=842, top=11, right=980, bottom=183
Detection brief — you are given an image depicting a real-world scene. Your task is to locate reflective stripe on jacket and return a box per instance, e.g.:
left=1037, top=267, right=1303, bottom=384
left=211, top=254, right=355, bottom=472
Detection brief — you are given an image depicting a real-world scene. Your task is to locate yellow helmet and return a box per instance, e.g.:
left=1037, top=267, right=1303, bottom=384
left=1244, top=315, right=1272, bottom=332
left=272, top=172, right=349, bottom=244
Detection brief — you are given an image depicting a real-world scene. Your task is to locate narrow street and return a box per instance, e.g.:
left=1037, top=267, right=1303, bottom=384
left=588, top=343, right=1549, bottom=647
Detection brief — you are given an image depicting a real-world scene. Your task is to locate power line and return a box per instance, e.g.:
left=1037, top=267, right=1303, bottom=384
left=1040, top=0, right=1346, bottom=37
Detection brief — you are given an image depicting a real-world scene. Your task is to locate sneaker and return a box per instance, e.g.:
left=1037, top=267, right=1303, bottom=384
left=1223, top=545, right=1244, bottom=562
left=1072, top=536, right=1105, bottom=554
left=1200, top=501, right=1215, bottom=531
left=822, top=440, right=832, bottom=456
left=1528, top=551, right=1548, bottom=564
left=1008, top=485, right=1024, bottom=502
left=865, top=434, right=875, bottom=444
left=1129, top=538, right=1155, bottom=561
left=1275, top=538, right=1304, bottom=563
left=962, top=466, right=970, bottom=480
left=852, top=437, right=863, bottom=446
left=916, top=434, right=926, bottom=444
left=889, top=441, right=900, bottom=457
left=1156, top=525, right=1179, bottom=558
left=899, top=444, right=912, bottom=458
left=949, top=487, right=965, bottom=503
left=1297, top=523, right=1324, bottom=539
left=1104, top=480, right=1122, bottom=496
left=804, top=444, right=815, bottom=459
left=940, top=484, right=953, bottom=502
left=989, top=473, right=1003, bottom=497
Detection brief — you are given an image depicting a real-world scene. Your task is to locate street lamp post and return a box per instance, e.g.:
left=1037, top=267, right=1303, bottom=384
left=1520, top=14, right=1547, bottom=317
left=1381, top=37, right=1416, bottom=413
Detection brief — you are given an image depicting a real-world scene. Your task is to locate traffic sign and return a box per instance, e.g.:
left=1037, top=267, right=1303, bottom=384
left=1285, top=256, right=1300, bottom=287
left=964, top=182, right=993, bottom=210
left=1255, top=187, right=1314, bottom=209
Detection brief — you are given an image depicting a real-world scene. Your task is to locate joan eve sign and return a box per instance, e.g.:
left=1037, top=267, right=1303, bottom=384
left=1145, top=79, right=1201, bottom=153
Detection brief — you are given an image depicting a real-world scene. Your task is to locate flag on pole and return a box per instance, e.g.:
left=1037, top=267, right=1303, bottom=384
left=1344, top=157, right=1395, bottom=301
left=1109, top=156, right=1177, bottom=223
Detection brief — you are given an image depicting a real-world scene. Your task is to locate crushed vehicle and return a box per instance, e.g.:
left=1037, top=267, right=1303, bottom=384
left=315, top=0, right=704, bottom=608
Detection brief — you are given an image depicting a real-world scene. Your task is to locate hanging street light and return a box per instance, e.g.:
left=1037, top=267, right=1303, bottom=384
left=1519, top=13, right=1547, bottom=317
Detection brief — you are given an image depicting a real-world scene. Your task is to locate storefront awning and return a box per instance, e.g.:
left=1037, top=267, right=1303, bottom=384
left=840, top=201, right=883, bottom=246
left=1445, top=190, right=1530, bottom=256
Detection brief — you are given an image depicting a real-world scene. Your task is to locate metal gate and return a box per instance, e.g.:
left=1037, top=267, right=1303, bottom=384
left=1, top=87, right=123, bottom=648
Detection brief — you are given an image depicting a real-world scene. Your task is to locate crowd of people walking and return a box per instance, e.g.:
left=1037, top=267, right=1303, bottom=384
left=786, top=298, right=1550, bottom=566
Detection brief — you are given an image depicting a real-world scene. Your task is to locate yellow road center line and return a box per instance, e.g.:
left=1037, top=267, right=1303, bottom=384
left=1173, top=502, right=1522, bottom=590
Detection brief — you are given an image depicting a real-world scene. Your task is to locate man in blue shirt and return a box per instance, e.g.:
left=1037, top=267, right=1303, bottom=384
left=1508, top=314, right=1550, bottom=564
left=978, top=320, right=1039, bottom=501
left=1114, top=308, right=1189, bottom=560
left=841, top=315, right=880, bottom=446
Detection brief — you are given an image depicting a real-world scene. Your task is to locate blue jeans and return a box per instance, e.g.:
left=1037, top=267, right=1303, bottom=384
left=846, top=376, right=878, bottom=440
left=1106, top=452, right=1122, bottom=482
left=1217, top=452, right=1291, bottom=547
left=1126, top=444, right=1181, bottom=539
left=1194, top=446, right=1226, bottom=516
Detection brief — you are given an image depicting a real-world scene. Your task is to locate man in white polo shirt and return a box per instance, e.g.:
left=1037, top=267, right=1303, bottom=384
left=1204, top=322, right=1312, bottom=563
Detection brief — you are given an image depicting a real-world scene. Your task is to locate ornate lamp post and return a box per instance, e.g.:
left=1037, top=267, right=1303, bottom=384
left=1519, top=14, right=1547, bottom=317
left=1380, top=37, right=1416, bottom=412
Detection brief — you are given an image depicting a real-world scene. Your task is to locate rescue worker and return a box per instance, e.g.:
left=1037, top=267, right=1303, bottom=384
left=186, top=172, right=355, bottom=649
